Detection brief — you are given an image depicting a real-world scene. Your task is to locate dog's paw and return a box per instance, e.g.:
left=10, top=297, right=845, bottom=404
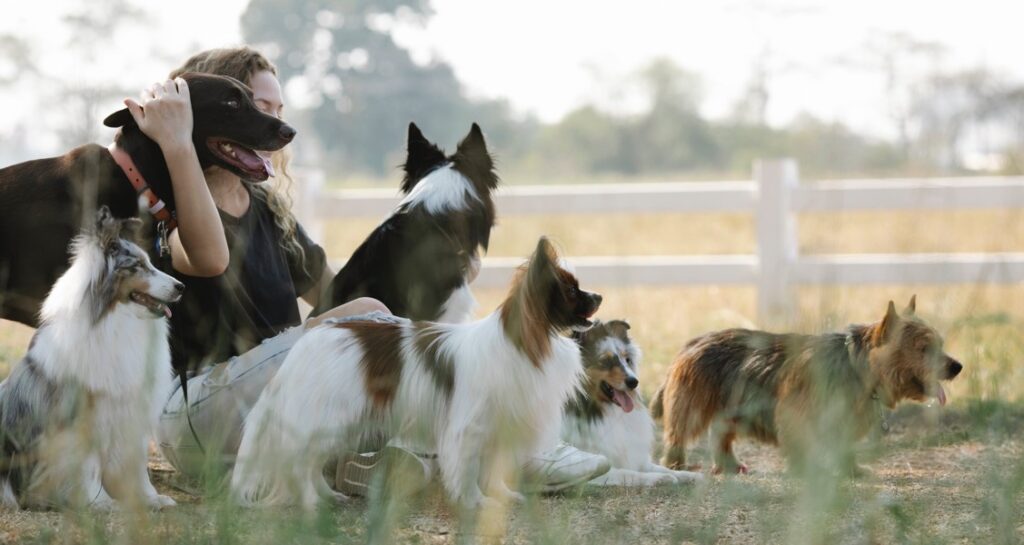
left=846, top=463, right=872, bottom=479
left=670, top=470, right=703, bottom=484
left=89, top=496, right=119, bottom=512
left=712, top=463, right=748, bottom=476
left=148, top=494, right=177, bottom=509
left=500, top=490, right=526, bottom=504
left=324, top=490, right=350, bottom=505
left=462, top=494, right=503, bottom=512
left=647, top=473, right=677, bottom=486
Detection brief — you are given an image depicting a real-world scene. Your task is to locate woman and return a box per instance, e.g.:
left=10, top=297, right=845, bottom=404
left=135, top=46, right=609, bottom=496
left=130, top=48, right=392, bottom=484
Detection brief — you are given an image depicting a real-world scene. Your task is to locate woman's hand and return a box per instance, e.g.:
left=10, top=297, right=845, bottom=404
left=124, top=78, right=193, bottom=152
left=122, top=77, right=229, bottom=276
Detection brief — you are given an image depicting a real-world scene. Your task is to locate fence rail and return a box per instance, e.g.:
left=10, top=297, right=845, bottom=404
left=296, top=160, right=1024, bottom=321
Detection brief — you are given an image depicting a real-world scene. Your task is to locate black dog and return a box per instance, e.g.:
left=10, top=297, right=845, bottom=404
left=0, top=73, right=295, bottom=326
left=311, top=123, right=497, bottom=322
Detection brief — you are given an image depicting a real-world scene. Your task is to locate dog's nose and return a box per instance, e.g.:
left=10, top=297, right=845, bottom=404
left=947, top=358, right=963, bottom=379
left=592, top=293, right=603, bottom=307
left=278, top=124, right=297, bottom=142
left=625, top=376, right=639, bottom=390
left=173, top=281, right=185, bottom=295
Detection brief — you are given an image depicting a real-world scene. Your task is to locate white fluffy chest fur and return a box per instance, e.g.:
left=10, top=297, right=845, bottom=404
left=435, top=314, right=583, bottom=453
left=31, top=306, right=172, bottom=421
left=563, top=401, right=657, bottom=471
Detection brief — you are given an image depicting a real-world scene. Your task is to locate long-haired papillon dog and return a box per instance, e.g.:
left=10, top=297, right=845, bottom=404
left=231, top=237, right=601, bottom=509
left=0, top=206, right=183, bottom=509
left=311, top=122, right=498, bottom=324
left=562, top=320, right=702, bottom=486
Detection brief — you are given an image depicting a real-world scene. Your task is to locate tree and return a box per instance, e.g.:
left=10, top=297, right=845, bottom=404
left=241, top=0, right=529, bottom=176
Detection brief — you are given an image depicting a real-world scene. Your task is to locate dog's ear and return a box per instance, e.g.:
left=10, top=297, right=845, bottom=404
left=453, top=123, right=496, bottom=188
left=400, top=122, right=447, bottom=194
left=103, top=108, right=135, bottom=128
left=572, top=319, right=602, bottom=344
left=119, top=217, right=144, bottom=242
left=904, top=294, right=917, bottom=315
left=605, top=319, right=631, bottom=341
left=530, top=236, right=558, bottom=273
left=94, top=206, right=121, bottom=251
left=877, top=300, right=901, bottom=343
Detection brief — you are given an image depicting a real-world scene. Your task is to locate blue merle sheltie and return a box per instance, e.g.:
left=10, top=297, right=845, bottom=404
left=231, top=237, right=601, bottom=509
left=0, top=207, right=183, bottom=510
left=311, top=122, right=498, bottom=324
left=562, top=320, right=702, bottom=486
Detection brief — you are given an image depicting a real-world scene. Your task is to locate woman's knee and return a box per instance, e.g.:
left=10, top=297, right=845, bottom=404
left=307, top=298, right=391, bottom=328
left=344, top=297, right=390, bottom=316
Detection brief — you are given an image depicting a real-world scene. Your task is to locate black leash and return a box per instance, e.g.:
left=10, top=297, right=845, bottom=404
left=179, top=372, right=206, bottom=456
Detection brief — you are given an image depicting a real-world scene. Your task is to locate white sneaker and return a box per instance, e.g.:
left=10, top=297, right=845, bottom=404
left=334, top=446, right=434, bottom=497
left=520, top=442, right=611, bottom=493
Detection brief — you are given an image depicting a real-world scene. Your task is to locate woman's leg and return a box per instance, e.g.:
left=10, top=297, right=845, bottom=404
left=157, top=297, right=391, bottom=479
left=307, top=297, right=391, bottom=328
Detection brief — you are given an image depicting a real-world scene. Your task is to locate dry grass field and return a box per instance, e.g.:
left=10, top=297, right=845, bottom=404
left=1, top=206, right=1023, bottom=544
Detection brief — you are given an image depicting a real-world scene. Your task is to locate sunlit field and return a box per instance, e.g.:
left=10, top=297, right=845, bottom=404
left=1, top=208, right=1023, bottom=544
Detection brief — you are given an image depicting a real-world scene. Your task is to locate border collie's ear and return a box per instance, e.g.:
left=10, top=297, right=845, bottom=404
left=103, top=108, right=134, bottom=128
left=454, top=123, right=495, bottom=181
left=401, top=122, right=447, bottom=194
left=904, top=294, right=917, bottom=315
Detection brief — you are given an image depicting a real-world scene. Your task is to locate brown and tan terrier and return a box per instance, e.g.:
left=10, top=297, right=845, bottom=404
left=650, top=296, right=963, bottom=475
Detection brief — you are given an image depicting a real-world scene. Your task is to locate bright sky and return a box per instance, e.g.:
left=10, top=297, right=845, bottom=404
left=1, top=0, right=1022, bottom=156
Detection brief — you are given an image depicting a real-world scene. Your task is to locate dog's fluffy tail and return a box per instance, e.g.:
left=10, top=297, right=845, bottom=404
left=649, top=383, right=666, bottom=420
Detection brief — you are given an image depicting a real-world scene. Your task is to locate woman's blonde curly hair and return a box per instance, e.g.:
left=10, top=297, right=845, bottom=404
left=169, top=46, right=306, bottom=268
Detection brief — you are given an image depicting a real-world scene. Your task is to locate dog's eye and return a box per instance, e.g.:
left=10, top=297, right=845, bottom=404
left=225, top=99, right=240, bottom=109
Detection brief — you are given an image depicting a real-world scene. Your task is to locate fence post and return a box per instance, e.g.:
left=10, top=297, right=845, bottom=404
left=755, top=159, right=799, bottom=324
left=292, top=166, right=326, bottom=243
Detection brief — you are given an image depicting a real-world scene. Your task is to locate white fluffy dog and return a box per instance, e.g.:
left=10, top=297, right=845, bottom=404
left=562, top=320, right=701, bottom=486
left=0, top=207, right=182, bottom=510
left=231, top=237, right=602, bottom=509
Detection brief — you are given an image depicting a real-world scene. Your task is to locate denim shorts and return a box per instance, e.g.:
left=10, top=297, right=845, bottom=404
left=156, top=310, right=401, bottom=478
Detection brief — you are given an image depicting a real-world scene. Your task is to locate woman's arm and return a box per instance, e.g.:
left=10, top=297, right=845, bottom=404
left=124, top=78, right=229, bottom=277
left=300, top=263, right=335, bottom=306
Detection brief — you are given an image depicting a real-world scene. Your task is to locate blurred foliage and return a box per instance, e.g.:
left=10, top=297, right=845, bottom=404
left=240, top=0, right=534, bottom=175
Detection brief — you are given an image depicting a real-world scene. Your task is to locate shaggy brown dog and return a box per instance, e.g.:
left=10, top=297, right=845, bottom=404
left=650, top=296, right=962, bottom=475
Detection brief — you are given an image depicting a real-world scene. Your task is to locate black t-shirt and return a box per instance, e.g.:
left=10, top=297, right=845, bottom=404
left=157, top=190, right=326, bottom=374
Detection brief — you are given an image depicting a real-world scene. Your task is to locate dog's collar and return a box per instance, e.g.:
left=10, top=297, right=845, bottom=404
left=107, top=143, right=177, bottom=231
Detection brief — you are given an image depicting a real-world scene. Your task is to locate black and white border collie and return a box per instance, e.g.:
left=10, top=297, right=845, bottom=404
left=0, top=207, right=183, bottom=509
left=562, top=320, right=702, bottom=486
left=231, top=237, right=601, bottom=509
left=311, top=123, right=498, bottom=323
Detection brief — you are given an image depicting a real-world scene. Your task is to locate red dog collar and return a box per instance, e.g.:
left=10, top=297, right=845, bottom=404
left=107, top=142, right=177, bottom=231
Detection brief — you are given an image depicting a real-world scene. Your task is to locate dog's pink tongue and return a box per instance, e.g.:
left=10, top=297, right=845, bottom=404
left=164, top=306, right=172, bottom=319
left=613, top=389, right=635, bottom=413
left=257, top=152, right=276, bottom=177
left=937, top=384, right=947, bottom=406
left=236, top=148, right=274, bottom=178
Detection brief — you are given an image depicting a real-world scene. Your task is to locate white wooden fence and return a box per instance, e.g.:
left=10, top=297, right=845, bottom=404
left=294, top=159, right=1024, bottom=321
